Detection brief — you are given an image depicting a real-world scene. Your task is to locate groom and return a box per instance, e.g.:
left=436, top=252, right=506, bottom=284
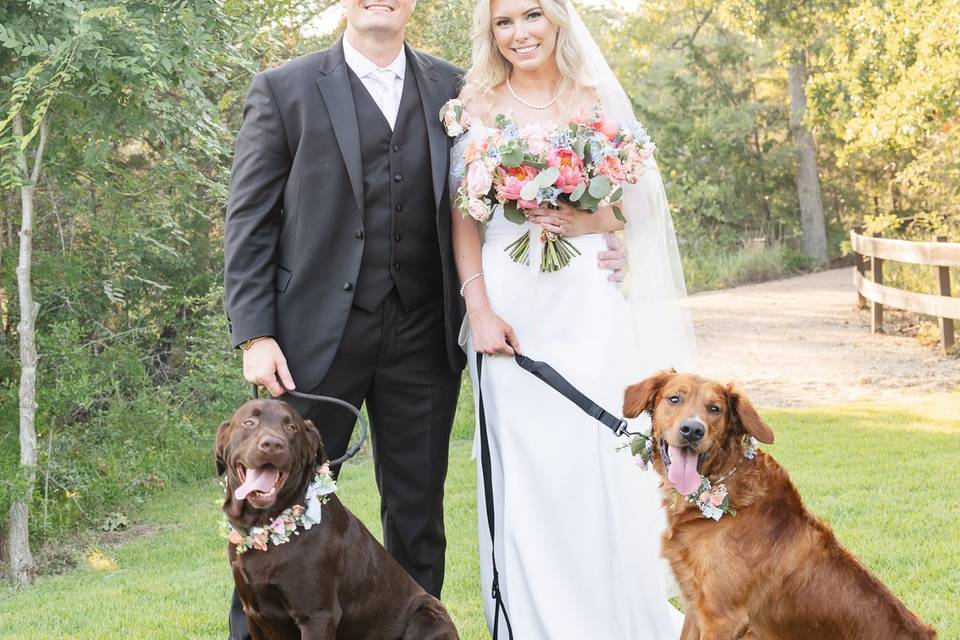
left=223, top=0, right=463, bottom=636
left=224, top=0, right=625, bottom=636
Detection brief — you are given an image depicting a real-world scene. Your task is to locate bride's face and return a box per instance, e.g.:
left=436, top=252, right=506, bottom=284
left=490, top=0, right=559, bottom=74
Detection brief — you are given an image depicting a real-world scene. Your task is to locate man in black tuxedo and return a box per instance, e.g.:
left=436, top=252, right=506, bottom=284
left=224, top=1, right=625, bottom=636
left=223, top=1, right=462, bottom=636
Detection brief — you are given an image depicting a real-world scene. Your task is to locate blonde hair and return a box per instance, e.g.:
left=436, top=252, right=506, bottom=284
left=460, top=0, right=594, bottom=120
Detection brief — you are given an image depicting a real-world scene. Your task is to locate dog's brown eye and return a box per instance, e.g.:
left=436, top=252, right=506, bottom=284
left=708, top=405, right=721, bottom=414
left=668, top=395, right=680, bottom=404
left=285, top=422, right=298, bottom=432
left=243, top=419, right=257, bottom=428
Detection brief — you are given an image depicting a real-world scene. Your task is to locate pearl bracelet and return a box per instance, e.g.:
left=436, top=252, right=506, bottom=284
left=459, top=271, right=484, bottom=296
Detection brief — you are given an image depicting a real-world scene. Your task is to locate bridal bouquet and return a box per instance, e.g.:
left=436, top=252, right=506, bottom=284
left=442, top=100, right=656, bottom=272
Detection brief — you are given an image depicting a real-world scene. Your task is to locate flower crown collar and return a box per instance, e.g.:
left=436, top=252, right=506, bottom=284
left=225, top=463, right=337, bottom=554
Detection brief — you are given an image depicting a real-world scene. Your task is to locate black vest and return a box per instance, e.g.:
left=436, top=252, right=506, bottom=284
left=349, top=64, right=442, bottom=312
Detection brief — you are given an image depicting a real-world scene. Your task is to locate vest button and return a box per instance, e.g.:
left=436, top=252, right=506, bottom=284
left=393, top=144, right=401, bottom=152
left=394, top=263, right=401, bottom=272
left=343, top=282, right=352, bottom=291
left=394, top=232, right=402, bottom=241
left=395, top=202, right=402, bottom=211
left=354, top=229, right=363, bottom=239
left=394, top=174, right=403, bottom=182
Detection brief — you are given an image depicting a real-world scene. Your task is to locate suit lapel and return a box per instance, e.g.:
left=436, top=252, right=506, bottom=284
left=316, top=40, right=365, bottom=217
left=407, top=45, right=449, bottom=211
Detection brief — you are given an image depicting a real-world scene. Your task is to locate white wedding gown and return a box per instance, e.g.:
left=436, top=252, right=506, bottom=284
left=458, top=128, right=684, bottom=640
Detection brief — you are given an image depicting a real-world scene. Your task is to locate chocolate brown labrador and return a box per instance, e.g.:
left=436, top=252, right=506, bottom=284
left=624, top=371, right=936, bottom=640
left=215, top=399, right=459, bottom=640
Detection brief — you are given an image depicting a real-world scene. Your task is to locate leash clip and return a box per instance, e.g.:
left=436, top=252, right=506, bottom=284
left=614, top=419, right=630, bottom=437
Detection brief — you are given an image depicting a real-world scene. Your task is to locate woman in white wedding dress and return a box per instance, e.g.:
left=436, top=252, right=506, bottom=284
left=450, top=1, right=697, bottom=638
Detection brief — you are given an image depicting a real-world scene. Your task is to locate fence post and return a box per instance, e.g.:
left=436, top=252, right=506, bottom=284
left=854, top=225, right=867, bottom=309
left=871, top=232, right=884, bottom=334
left=935, top=235, right=954, bottom=352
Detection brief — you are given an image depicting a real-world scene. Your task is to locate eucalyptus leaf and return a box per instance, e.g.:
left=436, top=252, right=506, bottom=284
left=613, top=205, right=626, bottom=223
left=570, top=181, right=587, bottom=201
left=503, top=201, right=526, bottom=225
left=520, top=181, right=540, bottom=202
left=588, top=175, right=612, bottom=199
left=536, top=166, right=560, bottom=187
left=501, top=150, right=524, bottom=168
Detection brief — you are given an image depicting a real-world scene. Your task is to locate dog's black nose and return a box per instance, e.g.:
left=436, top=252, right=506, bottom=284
left=258, top=434, right=286, bottom=454
left=679, top=419, right=705, bottom=443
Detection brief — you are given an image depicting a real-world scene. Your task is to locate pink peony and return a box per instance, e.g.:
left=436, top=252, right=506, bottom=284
left=496, top=165, right=539, bottom=208
left=596, top=115, right=620, bottom=140
left=227, top=529, right=244, bottom=545
left=466, top=160, right=493, bottom=197
left=547, top=148, right=586, bottom=194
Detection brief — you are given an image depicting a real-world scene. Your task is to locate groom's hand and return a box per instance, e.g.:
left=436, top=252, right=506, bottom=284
left=242, top=338, right=296, bottom=397
left=598, top=232, right=626, bottom=282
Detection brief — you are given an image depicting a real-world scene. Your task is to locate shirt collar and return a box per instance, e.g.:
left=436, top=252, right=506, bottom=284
left=342, top=36, right=406, bottom=81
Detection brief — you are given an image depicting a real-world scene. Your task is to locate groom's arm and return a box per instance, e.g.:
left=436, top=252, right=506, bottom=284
left=224, top=71, right=292, bottom=348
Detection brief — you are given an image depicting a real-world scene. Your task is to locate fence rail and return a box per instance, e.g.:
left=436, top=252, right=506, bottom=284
left=850, top=230, right=959, bottom=352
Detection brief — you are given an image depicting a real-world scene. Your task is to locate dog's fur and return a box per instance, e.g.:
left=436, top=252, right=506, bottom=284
left=216, top=399, right=459, bottom=640
left=624, top=371, right=936, bottom=640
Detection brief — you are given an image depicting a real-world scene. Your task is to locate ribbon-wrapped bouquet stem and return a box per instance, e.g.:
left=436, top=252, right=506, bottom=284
left=442, top=100, right=656, bottom=272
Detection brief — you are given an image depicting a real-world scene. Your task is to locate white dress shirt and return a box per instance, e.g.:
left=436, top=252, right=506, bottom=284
left=342, top=37, right=406, bottom=130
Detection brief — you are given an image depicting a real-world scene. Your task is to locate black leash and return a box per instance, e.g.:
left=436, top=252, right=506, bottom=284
left=475, top=353, right=515, bottom=640
left=475, top=352, right=644, bottom=639
left=513, top=354, right=641, bottom=438
left=250, top=383, right=368, bottom=468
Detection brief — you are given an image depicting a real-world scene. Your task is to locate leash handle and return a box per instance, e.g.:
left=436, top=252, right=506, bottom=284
left=249, top=383, right=368, bottom=468
left=476, top=353, right=515, bottom=639
left=513, top=354, right=630, bottom=437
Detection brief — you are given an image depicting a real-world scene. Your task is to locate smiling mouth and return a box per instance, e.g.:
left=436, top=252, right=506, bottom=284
left=513, top=44, right=539, bottom=55
left=659, top=439, right=704, bottom=496
left=365, top=3, right=394, bottom=11
left=234, top=464, right=289, bottom=506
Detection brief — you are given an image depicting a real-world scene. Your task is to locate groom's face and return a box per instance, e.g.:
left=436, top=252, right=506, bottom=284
left=342, top=0, right=416, bottom=37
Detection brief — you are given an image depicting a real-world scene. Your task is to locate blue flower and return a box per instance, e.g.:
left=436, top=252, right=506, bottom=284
left=501, top=124, right=519, bottom=141
left=629, top=122, right=651, bottom=145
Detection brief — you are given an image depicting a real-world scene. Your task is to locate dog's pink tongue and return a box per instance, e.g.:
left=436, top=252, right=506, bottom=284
left=234, top=466, right=275, bottom=501
left=667, top=446, right=701, bottom=496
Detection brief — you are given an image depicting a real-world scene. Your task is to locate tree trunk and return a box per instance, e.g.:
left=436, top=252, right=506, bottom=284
left=8, top=112, right=46, bottom=586
left=788, top=54, right=828, bottom=266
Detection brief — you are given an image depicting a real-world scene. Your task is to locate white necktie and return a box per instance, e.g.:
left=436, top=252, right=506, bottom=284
left=370, top=68, right=399, bottom=130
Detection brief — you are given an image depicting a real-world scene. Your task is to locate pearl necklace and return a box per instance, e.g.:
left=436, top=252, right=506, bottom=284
left=506, top=78, right=557, bottom=110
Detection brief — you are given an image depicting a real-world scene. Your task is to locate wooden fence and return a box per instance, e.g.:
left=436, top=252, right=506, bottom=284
left=850, top=230, right=960, bottom=352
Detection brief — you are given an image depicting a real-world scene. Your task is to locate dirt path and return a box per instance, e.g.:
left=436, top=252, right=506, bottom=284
left=686, top=268, right=960, bottom=407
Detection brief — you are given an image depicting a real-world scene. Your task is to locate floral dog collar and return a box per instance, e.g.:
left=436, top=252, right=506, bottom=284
left=626, top=432, right=760, bottom=521
left=226, top=465, right=337, bottom=554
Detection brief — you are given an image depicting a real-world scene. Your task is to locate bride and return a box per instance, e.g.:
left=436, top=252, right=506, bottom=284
left=449, top=0, right=697, bottom=638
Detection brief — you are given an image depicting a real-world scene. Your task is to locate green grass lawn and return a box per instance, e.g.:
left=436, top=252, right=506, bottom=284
left=1, top=390, right=958, bottom=639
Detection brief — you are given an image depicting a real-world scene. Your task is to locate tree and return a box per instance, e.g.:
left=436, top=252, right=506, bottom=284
left=0, top=0, right=250, bottom=583
left=719, top=0, right=857, bottom=265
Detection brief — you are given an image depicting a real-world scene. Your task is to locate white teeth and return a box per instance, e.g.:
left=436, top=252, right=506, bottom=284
left=514, top=45, right=538, bottom=54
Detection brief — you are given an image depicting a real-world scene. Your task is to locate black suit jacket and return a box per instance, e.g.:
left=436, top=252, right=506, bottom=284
left=224, top=40, right=466, bottom=391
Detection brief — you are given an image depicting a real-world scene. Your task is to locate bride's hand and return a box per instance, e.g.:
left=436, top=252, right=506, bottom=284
left=469, top=305, right=522, bottom=356
left=526, top=202, right=595, bottom=237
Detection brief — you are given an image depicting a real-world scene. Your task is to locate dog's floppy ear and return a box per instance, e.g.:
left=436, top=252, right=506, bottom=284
left=623, top=369, right=677, bottom=418
left=214, top=420, right=232, bottom=476
left=726, top=384, right=774, bottom=444
left=302, top=419, right=326, bottom=465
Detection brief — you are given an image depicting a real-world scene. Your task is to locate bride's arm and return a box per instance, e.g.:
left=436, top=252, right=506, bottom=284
left=451, top=213, right=522, bottom=356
